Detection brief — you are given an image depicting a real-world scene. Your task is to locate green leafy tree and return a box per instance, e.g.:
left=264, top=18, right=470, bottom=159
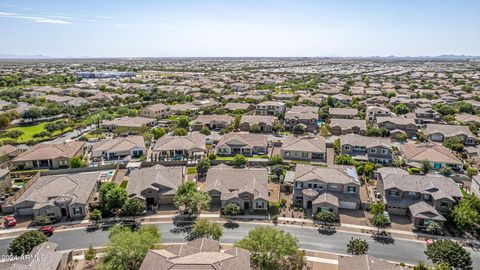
left=424, top=239, right=472, bottom=270
left=249, top=124, right=261, bottom=133
left=173, top=128, right=188, bottom=136
left=270, top=155, right=283, bottom=165
left=315, top=210, right=337, bottom=226
left=100, top=225, right=160, bottom=270
left=176, top=116, right=190, bottom=129
left=191, top=218, right=223, bottom=240
left=103, top=184, right=128, bottom=215
left=8, top=231, right=47, bottom=256
left=7, top=130, right=23, bottom=140
left=346, top=238, right=369, bottom=255
left=393, top=104, right=410, bottom=115
left=152, top=127, right=166, bottom=140
left=199, top=126, right=211, bottom=135
left=235, top=226, right=305, bottom=270
left=426, top=221, right=442, bottom=235
left=292, top=124, right=306, bottom=134
left=451, top=194, right=480, bottom=231
left=369, top=202, right=385, bottom=216
left=89, top=209, right=102, bottom=223
left=370, top=214, right=391, bottom=233
left=122, top=198, right=146, bottom=216
left=174, top=181, right=211, bottom=217
left=443, top=137, right=464, bottom=152
left=421, top=160, right=432, bottom=174
left=271, top=165, right=284, bottom=181
left=466, top=166, right=478, bottom=177
left=196, top=159, right=210, bottom=178
left=335, top=154, right=355, bottom=165
left=223, top=203, right=241, bottom=218
left=232, top=154, right=247, bottom=167
left=70, top=156, right=85, bottom=168
left=33, top=214, right=52, bottom=226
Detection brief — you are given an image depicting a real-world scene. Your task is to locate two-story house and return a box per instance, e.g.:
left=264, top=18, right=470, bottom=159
left=204, top=164, right=269, bottom=211
left=293, top=164, right=361, bottom=215
left=340, top=134, right=392, bottom=165
left=366, top=106, right=391, bottom=122
left=255, top=101, right=286, bottom=116
left=376, top=116, right=417, bottom=138
left=216, top=133, right=268, bottom=156
left=191, top=114, right=233, bottom=131
left=240, top=115, right=276, bottom=133
left=140, top=103, right=171, bottom=119
left=377, top=170, right=462, bottom=228
left=330, top=119, right=367, bottom=136
left=284, top=106, right=318, bottom=132
left=414, top=108, right=442, bottom=125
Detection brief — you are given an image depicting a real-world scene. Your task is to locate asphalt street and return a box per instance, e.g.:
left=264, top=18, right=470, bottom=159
left=1, top=222, right=479, bottom=268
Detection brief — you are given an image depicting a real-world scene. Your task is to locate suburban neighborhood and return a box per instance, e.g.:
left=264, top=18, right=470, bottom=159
left=0, top=1, right=479, bottom=269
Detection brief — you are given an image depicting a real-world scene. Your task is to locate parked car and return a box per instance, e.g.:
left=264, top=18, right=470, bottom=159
left=120, top=219, right=141, bottom=230
left=4, top=216, right=16, bottom=227
left=38, top=226, right=54, bottom=236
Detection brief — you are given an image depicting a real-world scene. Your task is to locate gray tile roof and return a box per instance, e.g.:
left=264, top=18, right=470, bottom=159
left=338, top=255, right=408, bottom=270
left=92, top=135, right=145, bottom=154
left=13, top=141, right=85, bottom=162
left=15, top=171, right=101, bottom=208
left=340, top=134, right=391, bottom=149
left=425, top=123, right=475, bottom=138
left=217, top=133, right=268, bottom=148
left=127, top=165, right=184, bottom=199
left=294, top=164, right=360, bottom=185
left=330, top=119, right=367, bottom=130
left=204, top=164, right=269, bottom=201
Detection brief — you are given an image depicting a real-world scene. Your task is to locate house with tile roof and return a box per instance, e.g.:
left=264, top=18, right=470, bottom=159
left=12, top=141, right=85, bottom=170
left=126, top=165, right=184, bottom=209
left=151, top=132, right=206, bottom=162
left=91, top=135, right=146, bottom=161
left=340, top=134, right=392, bottom=165
left=13, top=171, right=101, bottom=220
left=204, top=164, right=268, bottom=211
left=281, top=135, right=327, bottom=162
left=425, top=123, right=476, bottom=145
left=377, top=170, right=462, bottom=228
left=216, top=133, right=268, bottom=157
left=293, top=164, right=361, bottom=215
left=400, top=142, right=462, bottom=171
left=140, top=238, right=250, bottom=270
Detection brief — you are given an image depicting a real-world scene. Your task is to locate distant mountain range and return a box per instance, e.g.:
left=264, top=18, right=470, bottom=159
left=0, top=53, right=479, bottom=60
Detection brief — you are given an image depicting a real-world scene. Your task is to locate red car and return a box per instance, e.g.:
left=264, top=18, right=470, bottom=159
left=38, top=226, right=54, bottom=236
left=4, top=216, right=16, bottom=227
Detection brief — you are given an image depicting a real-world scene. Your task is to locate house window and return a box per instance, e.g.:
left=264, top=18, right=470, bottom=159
left=330, top=184, right=338, bottom=189
left=302, top=152, right=309, bottom=158
left=296, top=182, right=303, bottom=188
left=347, top=186, right=356, bottom=193
left=408, top=191, right=416, bottom=196
left=389, top=190, right=399, bottom=196
left=440, top=202, right=448, bottom=208
left=369, top=148, right=377, bottom=154
left=344, top=146, right=350, bottom=150
left=73, top=207, right=82, bottom=216
left=256, top=201, right=264, bottom=209
left=381, top=149, right=388, bottom=154
left=307, top=183, right=312, bottom=188
left=313, top=184, right=318, bottom=188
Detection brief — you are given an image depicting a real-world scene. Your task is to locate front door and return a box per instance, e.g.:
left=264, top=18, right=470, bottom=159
left=244, top=201, right=249, bottom=210
left=61, top=208, right=67, bottom=217
left=307, top=201, right=312, bottom=209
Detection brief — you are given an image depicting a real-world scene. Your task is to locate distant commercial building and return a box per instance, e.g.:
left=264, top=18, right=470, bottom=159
left=76, top=71, right=136, bottom=79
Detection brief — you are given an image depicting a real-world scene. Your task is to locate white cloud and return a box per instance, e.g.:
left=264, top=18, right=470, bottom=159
left=0, top=11, right=71, bottom=24
left=114, top=23, right=126, bottom=28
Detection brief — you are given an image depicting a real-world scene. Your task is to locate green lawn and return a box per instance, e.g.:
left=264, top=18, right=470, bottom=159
left=120, top=180, right=128, bottom=189
left=3, top=122, right=72, bottom=143
left=187, top=167, right=197, bottom=174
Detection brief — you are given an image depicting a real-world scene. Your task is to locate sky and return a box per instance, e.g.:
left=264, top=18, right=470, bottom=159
left=0, top=0, right=479, bottom=58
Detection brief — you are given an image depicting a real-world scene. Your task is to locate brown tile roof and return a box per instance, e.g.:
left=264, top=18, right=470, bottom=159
left=13, top=141, right=85, bottom=162
left=281, top=135, right=326, bottom=152
left=400, top=142, right=462, bottom=165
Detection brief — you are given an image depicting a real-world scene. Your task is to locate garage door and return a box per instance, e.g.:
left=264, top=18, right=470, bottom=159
left=339, top=200, right=358, bottom=209
left=387, top=206, right=407, bottom=215
left=18, top=208, right=33, bottom=216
